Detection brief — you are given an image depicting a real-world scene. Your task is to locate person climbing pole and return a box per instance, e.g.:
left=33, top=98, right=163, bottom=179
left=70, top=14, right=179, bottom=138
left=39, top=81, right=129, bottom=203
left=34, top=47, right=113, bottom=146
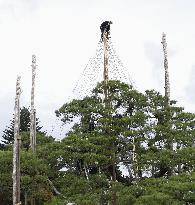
left=100, top=21, right=113, bottom=40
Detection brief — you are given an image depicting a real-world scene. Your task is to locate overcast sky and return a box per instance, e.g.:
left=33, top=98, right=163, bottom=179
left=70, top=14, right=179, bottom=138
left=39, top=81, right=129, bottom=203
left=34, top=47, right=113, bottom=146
left=1, top=0, right=195, bottom=139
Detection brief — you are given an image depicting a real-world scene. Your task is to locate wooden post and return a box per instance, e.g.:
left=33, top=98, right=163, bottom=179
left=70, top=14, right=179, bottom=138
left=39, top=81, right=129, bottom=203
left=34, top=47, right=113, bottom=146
left=24, top=192, right=27, bottom=205
left=30, top=55, right=37, bottom=153
left=132, top=137, right=138, bottom=180
left=103, top=31, right=109, bottom=102
left=33, top=109, right=36, bottom=149
left=13, top=76, right=22, bottom=205
left=161, top=33, right=170, bottom=106
left=161, top=33, right=173, bottom=176
left=102, top=26, right=117, bottom=205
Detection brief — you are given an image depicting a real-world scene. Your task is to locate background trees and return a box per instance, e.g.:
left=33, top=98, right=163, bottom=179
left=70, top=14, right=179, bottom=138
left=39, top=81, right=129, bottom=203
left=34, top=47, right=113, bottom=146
left=0, top=107, right=53, bottom=205
left=54, top=80, right=195, bottom=204
left=0, top=132, right=55, bottom=205
left=1, top=80, right=195, bottom=204
left=1, top=106, right=43, bottom=148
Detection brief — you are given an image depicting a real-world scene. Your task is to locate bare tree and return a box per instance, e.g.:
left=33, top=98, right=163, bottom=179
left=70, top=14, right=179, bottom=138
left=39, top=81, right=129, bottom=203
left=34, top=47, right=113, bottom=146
left=161, top=33, right=170, bottom=105
left=30, top=55, right=37, bottom=153
left=13, top=76, right=22, bottom=205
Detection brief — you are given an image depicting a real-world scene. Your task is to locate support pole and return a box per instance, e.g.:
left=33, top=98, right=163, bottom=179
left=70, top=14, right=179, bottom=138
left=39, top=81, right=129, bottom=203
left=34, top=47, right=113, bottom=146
left=100, top=22, right=115, bottom=205
left=30, top=55, right=37, bottom=153
left=13, top=76, right=21, bottom=205
left=102, top=26, right=117, bottom=205
left=103, top=31, right=109, bottom=102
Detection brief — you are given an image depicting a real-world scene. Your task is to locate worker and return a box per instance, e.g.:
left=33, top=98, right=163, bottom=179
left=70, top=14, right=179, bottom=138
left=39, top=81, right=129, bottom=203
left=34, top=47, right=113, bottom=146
left=100, top=21, right=113, bottom=40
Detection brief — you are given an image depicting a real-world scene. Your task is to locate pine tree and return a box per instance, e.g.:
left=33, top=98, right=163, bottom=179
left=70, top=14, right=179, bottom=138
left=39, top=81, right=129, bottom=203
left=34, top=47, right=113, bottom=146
left=54, top=80, right=195, bottom=205
left=1, top=106, right=43, bottom=146
left=55, top=80, right=148, bottom=204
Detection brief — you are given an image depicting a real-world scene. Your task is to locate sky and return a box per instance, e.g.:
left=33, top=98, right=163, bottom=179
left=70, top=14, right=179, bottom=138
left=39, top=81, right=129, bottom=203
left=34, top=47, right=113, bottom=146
left=1, top=0, right=195, bottom=139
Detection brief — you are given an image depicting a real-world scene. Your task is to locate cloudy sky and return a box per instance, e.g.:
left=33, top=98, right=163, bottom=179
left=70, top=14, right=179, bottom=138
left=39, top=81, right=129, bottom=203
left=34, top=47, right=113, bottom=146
left=0, top=0, right=195, bottom=139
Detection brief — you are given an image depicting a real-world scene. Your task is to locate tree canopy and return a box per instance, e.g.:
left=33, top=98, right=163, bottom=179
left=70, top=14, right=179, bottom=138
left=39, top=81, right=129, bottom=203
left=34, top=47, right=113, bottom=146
left=1, top=80, right=195, bottom=205
left=1, top=106, right=43, bottom=148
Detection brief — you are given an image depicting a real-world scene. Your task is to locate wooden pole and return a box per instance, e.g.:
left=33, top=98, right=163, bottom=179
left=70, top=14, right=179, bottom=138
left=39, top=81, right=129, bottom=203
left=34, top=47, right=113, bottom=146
left=24, top=193, right=27, bottom=205
left=161, top=33, right=170, bottom=105
left=103, top=31, right=109, bottom=102
left=132, top=137, right=138, bottom=180
left=102, top=27, right=117, bottom=205
left=30, top=55, right=37, bottom=153
left=161, top=33, right=173, bottom=176
left=13, top=76, right=22, bottom=205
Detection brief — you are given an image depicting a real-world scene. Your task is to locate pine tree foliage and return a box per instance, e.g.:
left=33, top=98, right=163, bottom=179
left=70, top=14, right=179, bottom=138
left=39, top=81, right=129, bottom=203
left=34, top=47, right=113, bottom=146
left=0, top=132, right=55, bottom=205
left=1, top=80, right=195, bottom=205
left=1, top=106, right=43, bottom=146
left=54, top=80, right=195, bottom=205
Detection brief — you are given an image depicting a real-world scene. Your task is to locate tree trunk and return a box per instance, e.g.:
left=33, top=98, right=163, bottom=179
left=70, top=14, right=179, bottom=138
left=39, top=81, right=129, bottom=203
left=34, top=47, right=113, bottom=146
left=112, top=163, right=117, bottom=205
left=24, top=192, right=27, bottom=205
left=13, top=76, right=21, bottom=205
left=30, top=198, right=35, bottom=205
left=30, top=55, right=37, bottom=153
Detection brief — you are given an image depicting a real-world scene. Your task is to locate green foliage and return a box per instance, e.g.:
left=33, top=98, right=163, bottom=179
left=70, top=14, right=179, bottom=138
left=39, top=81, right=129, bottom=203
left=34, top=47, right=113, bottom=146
left=1, top=80, right=195, bottom=204
left=54, top=80, right=195, bottom=204
left=0, top=132, right=54, bottom=205
left=1, top=106, right=44, bottom=147
left=0, top=150, right=12, bottom=205
left=44, top=197, right=65, bottom=205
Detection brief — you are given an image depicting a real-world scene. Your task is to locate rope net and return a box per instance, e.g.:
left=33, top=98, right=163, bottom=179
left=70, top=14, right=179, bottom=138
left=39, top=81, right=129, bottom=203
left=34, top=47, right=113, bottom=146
left=73, top=39, right=133, bottom=99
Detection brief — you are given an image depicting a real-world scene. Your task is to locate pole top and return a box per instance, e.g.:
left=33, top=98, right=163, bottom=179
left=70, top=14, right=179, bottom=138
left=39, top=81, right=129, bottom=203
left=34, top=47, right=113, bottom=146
left=161, top=32, right=167, bottom=44
left=16, top=76, right=21, bottom=95
left=16, top=75, right=21, bottom=81
left=32, top=55, right=36, bottom=64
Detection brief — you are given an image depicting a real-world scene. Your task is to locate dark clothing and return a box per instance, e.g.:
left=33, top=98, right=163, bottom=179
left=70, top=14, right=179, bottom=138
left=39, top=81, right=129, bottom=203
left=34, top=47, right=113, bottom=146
left=100, top=21, right=112, bottom=40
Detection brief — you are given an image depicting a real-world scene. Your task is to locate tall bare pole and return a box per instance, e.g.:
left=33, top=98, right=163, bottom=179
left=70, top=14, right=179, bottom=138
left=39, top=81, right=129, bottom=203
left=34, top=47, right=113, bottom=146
left=161, top=33, right=170, bottom=105
left=132, top=137, right=138, bottom=180
left=13, top=76, right=22, bottom=205
left=101, top=22, right=117, bottom=205
left=30, top=55, right=37, bottom=153
left=103, top=31, right=109, bottom=102
left=161, top=33, right=173, bottom=176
